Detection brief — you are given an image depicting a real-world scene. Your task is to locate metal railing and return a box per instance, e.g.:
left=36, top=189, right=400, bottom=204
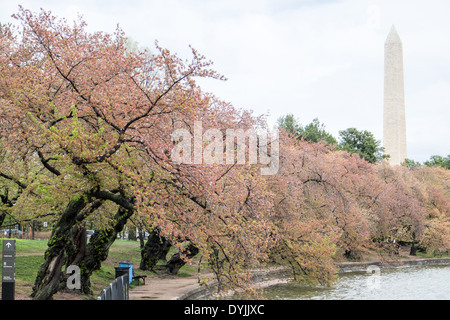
left=97, top=274, right=129, bottom=300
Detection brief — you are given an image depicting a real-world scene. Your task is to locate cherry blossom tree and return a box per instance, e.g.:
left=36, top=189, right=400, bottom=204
left=0, top=7, right=276, bottom=298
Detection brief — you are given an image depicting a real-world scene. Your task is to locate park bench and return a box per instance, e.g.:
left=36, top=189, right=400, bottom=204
left=132, top=274, right=147, bottom=285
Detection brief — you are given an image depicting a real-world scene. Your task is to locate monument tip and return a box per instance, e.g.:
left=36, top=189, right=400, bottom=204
left=386, top=25, right=402, bottom=44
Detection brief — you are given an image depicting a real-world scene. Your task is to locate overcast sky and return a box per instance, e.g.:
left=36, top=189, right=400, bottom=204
left=1, top=0, right=449, bottom=162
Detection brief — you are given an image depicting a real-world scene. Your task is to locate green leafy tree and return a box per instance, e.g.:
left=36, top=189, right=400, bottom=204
left=338, top=128, right=384, bottom=164
left=424, top=154, right=450, bottom=170
left=277, top=113, right=302, bottom=136
left=402, top=158, right=422, bottom=169
left=300, top=118, right=337, bottom=145
left=277, top=114, right=336, bottom=145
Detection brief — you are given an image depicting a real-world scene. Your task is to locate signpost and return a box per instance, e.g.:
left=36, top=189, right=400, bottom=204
left=2, top=239, right=16, bottom=300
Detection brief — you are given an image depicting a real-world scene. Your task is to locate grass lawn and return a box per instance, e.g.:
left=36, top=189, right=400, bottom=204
left=0, top=238, right=192, bottom=300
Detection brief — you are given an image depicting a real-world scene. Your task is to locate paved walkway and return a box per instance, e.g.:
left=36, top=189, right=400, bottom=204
left=129, top=275, right=208, bottom=300
left=129, top=268, right=290, bottom=300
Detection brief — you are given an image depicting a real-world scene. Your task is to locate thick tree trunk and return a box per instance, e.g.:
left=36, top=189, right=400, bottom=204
left=156, top=243, right=199, bottom=275
left=67, top=224, right=88, bottom=265
left=31, top=197, right=87, bottom=300
left=0, top=212, right=5, bottom=228
left=77, top=205, right=134, bottom=294
left=139, top=229, right=171, bottom=271
left=410, top=243, right=417, bottom=256
left=0, top=191, right=10, bottom=228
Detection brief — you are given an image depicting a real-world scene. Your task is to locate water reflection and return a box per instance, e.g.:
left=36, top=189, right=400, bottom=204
left=263, top=265, right=450, bottom=300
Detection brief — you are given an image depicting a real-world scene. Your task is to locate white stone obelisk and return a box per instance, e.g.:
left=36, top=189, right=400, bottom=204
left=383, top=25, right=407, bottom=166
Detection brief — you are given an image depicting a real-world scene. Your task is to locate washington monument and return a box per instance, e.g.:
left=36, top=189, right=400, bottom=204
left=383, top=25, right=407, bottom=166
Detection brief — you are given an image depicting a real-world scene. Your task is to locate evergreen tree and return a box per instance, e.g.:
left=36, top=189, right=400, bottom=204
left=277, top=114, right=336, bottom=145
left=337, top=128, right=384, bottom=164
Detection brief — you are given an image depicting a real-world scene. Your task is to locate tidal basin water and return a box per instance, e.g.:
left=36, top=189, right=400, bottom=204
left=263, top=265, right=450, bottom=300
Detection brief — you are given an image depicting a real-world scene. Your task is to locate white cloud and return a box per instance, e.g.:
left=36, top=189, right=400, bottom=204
left=0, top=0, right=448, bottom=162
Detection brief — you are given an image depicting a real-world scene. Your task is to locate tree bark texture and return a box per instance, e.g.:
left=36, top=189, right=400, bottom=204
left=155, top=243, right=199, bottom=275
left=31, top=196, right=87, bottom=300
left=139, top=229, right=171, bottom=271
left=77, top=205, right=134, bottom=294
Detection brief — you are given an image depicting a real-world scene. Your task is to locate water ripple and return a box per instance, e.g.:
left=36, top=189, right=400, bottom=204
left=263, top=265, right=450, bottom=300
